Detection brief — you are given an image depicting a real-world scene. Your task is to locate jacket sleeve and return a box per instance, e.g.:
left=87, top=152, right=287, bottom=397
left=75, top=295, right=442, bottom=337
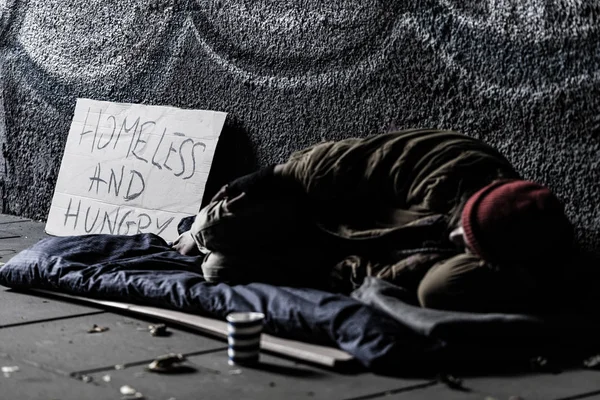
left=277, top=131, right=425, bottom=205
left=278, top=129, right=519, bottom=214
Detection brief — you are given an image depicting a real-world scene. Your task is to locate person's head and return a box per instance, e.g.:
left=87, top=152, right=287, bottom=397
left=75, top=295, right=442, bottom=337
left=450, top=179, right=573, bottom=265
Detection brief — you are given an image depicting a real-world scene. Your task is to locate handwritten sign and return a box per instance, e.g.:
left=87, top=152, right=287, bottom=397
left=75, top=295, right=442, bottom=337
left=46, top=99, right=227, bottom=241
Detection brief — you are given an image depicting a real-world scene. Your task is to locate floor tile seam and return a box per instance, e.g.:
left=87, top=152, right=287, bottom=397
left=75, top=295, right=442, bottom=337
left=0, top=219, right=33, bottom=225
left=0, top=355, right=73, bottom=378
left=20, top=358, right=72, bottom=377
left=19, top=358, right=121, bottom=393
left=0, top=349, right=72, bottom=378
left=70, top=346, right=229, bottom=378
left=0, top=310, right=107, bottom=329
left=340, top=380, right=438, bottom=400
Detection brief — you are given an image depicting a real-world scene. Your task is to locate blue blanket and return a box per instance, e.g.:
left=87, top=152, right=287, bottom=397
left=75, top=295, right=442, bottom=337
left=0, top=233, right=595, bottom=372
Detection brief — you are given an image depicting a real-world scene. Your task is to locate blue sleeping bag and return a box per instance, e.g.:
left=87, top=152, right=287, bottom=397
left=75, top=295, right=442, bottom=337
left=0, top=233, right=596, bottom=372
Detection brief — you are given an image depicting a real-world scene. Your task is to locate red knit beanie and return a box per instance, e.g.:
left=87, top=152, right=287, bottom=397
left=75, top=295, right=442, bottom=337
left=461, top=180, right=573, bottom=265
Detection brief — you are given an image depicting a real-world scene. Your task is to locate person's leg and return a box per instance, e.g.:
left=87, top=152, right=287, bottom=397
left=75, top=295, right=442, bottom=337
left=417, top=254, right=542, bottom=313
left=190, top=183, right=333, bottom=287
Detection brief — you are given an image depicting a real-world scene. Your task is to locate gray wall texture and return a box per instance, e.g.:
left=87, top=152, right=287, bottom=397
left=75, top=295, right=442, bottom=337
left=0, top=1, right=599, bottom=256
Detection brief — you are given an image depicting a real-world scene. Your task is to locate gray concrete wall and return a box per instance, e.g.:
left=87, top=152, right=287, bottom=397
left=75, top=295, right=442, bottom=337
left=0, top=1, right=599, bottom=255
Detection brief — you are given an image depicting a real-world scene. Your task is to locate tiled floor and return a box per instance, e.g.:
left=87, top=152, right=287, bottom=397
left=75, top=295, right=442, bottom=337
left=0, top=213, right=599, bottom=400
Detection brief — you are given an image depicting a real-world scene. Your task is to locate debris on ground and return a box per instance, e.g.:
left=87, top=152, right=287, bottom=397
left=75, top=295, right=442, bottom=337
left=529, top=356, right=561, bottom=374
left=148, top=323, right=170, bottom=337
left=583, top=354, right=600, bottom=369
left=437, top=373, right=467, bottom=391
left=87, top=324, right=109, bottom=333
left=102, top=374, right=111, bottom=382
left=146, top=353, right=189, bottom=373
left=120, top=385, right=137, bottom=395
left=115, top=364, right=125, bottom=370
left=530, top=356, right=549, bottom=370
left=120, top=385, right=144, bottom=399
left=228, top=369, right=242, bottom=375
left=81, top=375, right=93, bottom=383
left=2, top=366, right=19, bottom=377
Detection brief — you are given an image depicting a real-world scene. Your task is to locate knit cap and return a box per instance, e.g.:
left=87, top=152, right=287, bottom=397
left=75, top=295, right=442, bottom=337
left=461, top=180, right=573, bottom=265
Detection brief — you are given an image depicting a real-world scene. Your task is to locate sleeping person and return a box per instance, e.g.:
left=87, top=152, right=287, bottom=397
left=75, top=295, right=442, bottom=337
left=172, top=129, right=574, bottom=314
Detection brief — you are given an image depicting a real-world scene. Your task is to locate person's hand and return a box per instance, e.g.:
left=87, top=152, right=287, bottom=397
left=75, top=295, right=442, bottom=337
left=210, top=184, right=229, bottom=202
left=171, top=231, right=201, bottom=256
left=222, top=192, right=246, bottom=213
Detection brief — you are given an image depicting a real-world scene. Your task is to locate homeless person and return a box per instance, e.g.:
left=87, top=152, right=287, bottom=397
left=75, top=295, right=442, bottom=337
left=172, top=129, right=574, bottom=314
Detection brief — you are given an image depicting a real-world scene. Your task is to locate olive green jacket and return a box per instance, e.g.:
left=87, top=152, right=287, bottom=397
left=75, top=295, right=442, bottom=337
left=280, top=129, right=518, bottom=235
left=279, top=129, right=520, bottom=292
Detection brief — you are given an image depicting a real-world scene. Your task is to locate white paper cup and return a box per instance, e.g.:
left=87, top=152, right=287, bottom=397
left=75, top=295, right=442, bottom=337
left=226, top=312, right=265, bottom=365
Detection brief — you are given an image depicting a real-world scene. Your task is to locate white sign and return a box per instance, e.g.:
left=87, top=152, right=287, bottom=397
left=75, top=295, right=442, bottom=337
left=46, top=98, right=227, bottom=241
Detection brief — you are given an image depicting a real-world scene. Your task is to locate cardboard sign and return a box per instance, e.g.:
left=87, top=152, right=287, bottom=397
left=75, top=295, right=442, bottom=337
left=46, top=99, right=227, bottom=241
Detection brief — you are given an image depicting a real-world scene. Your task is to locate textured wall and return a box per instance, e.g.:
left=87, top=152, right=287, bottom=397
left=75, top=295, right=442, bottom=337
left=0, top=1, right=599, bottom=255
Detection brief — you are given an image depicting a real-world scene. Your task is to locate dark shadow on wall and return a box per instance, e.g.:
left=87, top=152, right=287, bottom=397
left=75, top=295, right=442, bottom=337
left=177, top=119, right=256, bottom=234
left=201, top=118, right=257, bottom=208
left=571, top=231, right=600, bottom=307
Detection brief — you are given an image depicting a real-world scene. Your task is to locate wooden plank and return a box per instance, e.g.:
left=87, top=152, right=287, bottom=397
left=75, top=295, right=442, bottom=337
left=35, top=290, right=355, bottom=368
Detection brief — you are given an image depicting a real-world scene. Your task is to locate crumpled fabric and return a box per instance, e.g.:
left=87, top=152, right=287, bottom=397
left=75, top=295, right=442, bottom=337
left=1, top=233, right=596, bottom=373
left=352, top=277, right=600, bottom=365
left=0, top=233, right=440, bottom=370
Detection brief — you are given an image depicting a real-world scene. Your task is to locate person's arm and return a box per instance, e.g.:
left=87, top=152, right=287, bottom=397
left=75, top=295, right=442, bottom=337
left=171, top=230, right=201, bottom=256
left=172, top=165, right=295, bottom=256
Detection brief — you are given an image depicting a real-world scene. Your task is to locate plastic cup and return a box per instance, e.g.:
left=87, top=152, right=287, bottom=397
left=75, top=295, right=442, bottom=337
left=226, top=312, right=265, bottom=366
